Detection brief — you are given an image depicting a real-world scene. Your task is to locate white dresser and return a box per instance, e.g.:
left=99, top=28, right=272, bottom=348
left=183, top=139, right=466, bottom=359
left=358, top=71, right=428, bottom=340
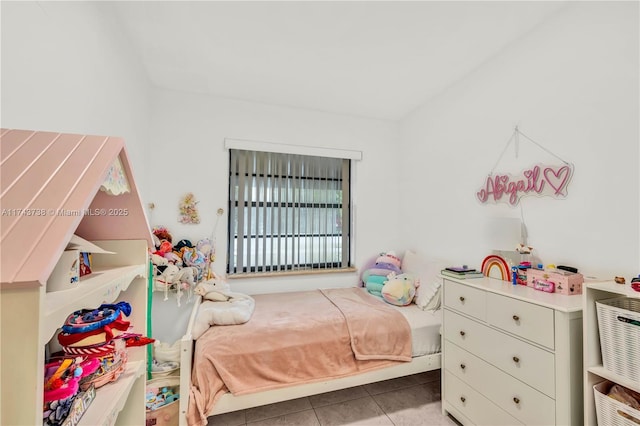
left=441, top=276, right=583, bottom=426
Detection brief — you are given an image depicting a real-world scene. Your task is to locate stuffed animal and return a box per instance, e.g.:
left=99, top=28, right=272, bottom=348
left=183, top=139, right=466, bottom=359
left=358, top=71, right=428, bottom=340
left=152, top=226, right=173, bottom=243
left=151, top=253, right=168, bottom=267
left=381, top=273, right=419, bottom=306
left=158, top=264, right=179, bottom=286
left=172, top=266, right=197, bottom=289
left=154, top=240, right=173, bottom=256
left=194, top=278, right=231, bottom=302
left=196, top=238, right=213, bottom=257
left=163, top=251, right=182, bottom=266
left=363, top=251, right=403, bottom=297
left=173, top=239, right=193, bottom=252
left=182, top=247, right=206, bottom=268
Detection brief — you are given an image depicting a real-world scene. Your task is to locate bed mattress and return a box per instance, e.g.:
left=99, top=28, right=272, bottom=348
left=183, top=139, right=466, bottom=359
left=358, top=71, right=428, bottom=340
left=390, top=304, right=442, bottom=357
left=188, top=287, right=414, bottom=425
left=358, top=287, right=442, bottom=357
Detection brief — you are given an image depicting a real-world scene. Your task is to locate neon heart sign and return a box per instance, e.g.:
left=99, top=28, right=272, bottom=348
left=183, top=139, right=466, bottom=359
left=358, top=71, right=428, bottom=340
left=476, top=163, right=574, bottom=206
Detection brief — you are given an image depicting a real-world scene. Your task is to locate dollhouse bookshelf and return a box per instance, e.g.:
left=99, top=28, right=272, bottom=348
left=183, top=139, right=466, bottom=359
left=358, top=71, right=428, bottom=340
left=0, top=129, right=153, bottom=425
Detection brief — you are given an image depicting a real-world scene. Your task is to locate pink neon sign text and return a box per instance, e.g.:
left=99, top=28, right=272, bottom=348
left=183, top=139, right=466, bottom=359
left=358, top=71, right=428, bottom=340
left=476, top=164, right=573, bottom=206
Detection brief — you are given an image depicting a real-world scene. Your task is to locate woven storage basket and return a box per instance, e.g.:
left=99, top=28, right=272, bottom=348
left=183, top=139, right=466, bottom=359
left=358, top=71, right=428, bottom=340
left=594, top=381, right=640, bottom=426
left=596, top=297, right=640, bottom=382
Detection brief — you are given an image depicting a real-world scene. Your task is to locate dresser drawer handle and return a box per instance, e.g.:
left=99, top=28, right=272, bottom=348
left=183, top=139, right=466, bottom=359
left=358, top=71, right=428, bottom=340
left=459, top=296, right=465, bottom=302
left=459, top=330, right=466, bottom=337
left=513, top=356, right=520, bottom=363
left=513, top=315, right=520, bottom=321
left=513, top=397, right=520, bottom=404
left=460, top=396, right=466, bottom=403
left=460, top=363, right=466, bottom=370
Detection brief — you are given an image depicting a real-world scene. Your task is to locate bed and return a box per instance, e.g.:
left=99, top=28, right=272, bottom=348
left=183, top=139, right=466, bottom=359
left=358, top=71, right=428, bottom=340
left=177, top=286, right=442, bottom=426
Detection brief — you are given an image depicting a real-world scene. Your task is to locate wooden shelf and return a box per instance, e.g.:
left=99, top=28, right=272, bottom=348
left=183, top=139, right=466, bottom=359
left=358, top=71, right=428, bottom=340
left=587, top=365, right=640, bottom=394
left=583, top=280, right=640, bottom=425
left=78, top=359, right=145, bottom=426
left=0, top=129, right=152, bottom=426
left=585, top=280, right=640, bottom=299
left=42, top=265, right=146, bottom=346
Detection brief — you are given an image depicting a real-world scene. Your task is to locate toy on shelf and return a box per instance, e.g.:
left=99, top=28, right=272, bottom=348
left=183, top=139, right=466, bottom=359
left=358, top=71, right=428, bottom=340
left=481, top=254, right=510, bottom=281
left=527, top=268, right=584, bottom=295
left=55, top=302, right=154, bottom=389
left=145, top=377, right=180, bottom=425
left=510, top=261, right=531, bottom=286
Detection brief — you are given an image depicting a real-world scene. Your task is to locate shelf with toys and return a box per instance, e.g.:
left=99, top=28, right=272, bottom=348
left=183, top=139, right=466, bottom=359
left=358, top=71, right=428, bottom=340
left=0, top=129, right=154, bottom=426
left=42, top=261, right=146, bottom=348
left=78, top=359, right=146, bottom=426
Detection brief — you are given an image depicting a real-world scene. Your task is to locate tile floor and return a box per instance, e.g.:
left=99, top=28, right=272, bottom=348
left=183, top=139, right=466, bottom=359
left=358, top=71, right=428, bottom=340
left=207, top=370, right=461, bottom=426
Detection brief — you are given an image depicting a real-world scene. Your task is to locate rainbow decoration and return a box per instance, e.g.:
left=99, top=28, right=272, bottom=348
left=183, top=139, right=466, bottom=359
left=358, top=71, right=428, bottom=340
left=481, top=255, right=510, bottom=281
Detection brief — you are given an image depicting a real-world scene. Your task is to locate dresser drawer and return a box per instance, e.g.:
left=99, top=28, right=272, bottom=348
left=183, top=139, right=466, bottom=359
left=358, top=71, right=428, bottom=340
left=444, top=341, right=556, bottom=426
left=444, top=370, right=523, bottom=426
left=444, top=309, right=555, bottom=397
left=443, top=280, right=486, bottom=321
left=486, top=292, right=555, bottom=350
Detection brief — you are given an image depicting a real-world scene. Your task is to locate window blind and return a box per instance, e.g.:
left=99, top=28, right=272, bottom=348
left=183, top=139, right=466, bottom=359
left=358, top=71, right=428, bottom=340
left=228, top=149, right=350, bottom=275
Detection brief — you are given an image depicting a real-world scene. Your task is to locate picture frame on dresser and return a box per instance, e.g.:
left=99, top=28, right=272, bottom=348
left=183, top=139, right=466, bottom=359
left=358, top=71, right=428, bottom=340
left=441, top=274, right=584, bottom=426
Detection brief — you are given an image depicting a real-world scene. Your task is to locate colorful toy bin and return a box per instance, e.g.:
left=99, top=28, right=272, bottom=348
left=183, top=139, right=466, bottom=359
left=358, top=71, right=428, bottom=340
left=146, top=376, right=180, bottom=426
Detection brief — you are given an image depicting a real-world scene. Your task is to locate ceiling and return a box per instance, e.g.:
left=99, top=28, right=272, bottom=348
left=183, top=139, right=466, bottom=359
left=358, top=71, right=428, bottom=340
left=112, top=1, right=567, bottom=121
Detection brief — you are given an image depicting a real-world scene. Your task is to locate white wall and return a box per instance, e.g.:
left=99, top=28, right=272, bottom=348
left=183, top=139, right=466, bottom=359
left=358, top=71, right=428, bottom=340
left=399, top=2, right=639, bottom=280
left=1, top=1, right=151, bottom=198
left=147, top=88, right=401, bottom=295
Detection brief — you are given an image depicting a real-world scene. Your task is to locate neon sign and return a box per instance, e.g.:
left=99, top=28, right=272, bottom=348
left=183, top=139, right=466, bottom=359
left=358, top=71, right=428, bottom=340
left=476, top=163, right=574, bottom=207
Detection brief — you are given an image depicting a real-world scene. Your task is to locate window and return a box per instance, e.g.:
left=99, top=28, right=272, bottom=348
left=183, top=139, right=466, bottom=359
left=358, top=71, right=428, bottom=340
left=227, top=149, right=351, bottom=275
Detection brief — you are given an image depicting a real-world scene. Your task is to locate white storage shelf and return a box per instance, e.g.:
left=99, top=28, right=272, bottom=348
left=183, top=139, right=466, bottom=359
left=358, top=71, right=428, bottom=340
left=42, top=264, right=146, bottom=347
left=583, top=280, right=640, bottom=425
left=0, top=129, right=153, bottom=426
left=79, top=360, right=146, bottom=426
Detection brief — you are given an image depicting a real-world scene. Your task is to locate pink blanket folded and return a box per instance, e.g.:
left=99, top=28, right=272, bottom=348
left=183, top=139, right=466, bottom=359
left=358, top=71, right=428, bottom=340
left=320, top=288, right=412, bottom=361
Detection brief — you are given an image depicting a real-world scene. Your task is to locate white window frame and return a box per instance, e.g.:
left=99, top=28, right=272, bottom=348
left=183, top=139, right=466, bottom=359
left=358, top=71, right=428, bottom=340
left=225, top=138, right=361, bottom=276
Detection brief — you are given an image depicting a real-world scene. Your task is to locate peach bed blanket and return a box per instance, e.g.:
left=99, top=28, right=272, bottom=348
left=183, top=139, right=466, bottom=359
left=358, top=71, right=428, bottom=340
left=187, top=287, right=411, bottom=425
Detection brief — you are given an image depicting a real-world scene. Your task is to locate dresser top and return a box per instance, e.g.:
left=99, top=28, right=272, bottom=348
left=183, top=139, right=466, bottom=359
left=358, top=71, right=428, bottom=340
left=441, top=275, right=583, bottom=312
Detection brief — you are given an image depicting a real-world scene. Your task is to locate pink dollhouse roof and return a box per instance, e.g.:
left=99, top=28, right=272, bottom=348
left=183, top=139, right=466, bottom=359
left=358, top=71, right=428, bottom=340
left=0, top=128, right=153, bottom=287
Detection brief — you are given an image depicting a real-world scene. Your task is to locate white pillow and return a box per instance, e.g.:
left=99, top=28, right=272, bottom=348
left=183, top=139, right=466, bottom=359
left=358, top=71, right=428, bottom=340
left=402, top=250, right=447, bottom=310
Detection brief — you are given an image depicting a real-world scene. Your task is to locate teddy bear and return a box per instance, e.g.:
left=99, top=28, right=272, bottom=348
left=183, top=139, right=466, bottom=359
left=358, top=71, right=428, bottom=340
left=363, top=251, right=403, bottom=297
left=194, top=278, right=231, bottom=302
left=381, top=272, right=419, bottom=306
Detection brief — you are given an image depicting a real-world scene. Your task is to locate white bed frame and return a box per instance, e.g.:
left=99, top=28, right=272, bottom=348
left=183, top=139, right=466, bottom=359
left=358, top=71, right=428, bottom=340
left=177, top=295, right=442, bottom=426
